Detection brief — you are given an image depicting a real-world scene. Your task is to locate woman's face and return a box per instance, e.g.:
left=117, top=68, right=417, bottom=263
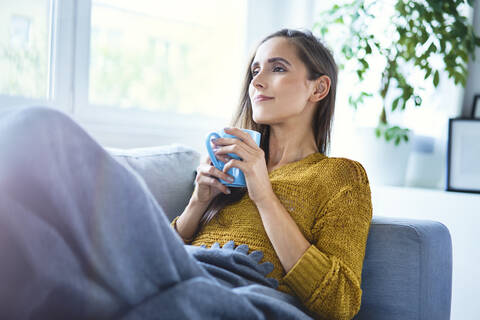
left=248, top=36, right=317, bottom=125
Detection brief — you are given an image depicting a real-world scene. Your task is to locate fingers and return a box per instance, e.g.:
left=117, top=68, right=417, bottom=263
left=196, top=164, right=234, bottom=194
left=198, top=176, right=231, bottom=195
left=204, top=164, right=235, bottom=184
left=203, top=150, right=231, bottom=164
left=207, top=138, right=231, bottom=163
left=216, top=154, right=232, bottom=163
left=223, top=127, right=257, bottom=149
left=212, top=140, right=247, bottom=161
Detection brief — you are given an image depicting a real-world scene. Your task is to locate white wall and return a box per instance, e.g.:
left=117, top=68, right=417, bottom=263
left=244, top=0, right=314, bottom=55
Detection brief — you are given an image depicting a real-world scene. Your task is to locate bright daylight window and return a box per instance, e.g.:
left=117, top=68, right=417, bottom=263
left=89, top=0, right=247, bottom=119
left=0, top=0, right=53, bottom=99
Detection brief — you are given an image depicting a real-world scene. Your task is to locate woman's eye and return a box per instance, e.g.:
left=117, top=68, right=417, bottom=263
left=251, top=66, right=286, bottom=77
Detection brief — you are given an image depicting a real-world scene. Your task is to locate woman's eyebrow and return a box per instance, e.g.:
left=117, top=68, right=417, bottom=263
left=250, top=57, right=291, bottom=70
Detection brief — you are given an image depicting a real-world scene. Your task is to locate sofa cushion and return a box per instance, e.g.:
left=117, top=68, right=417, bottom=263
left=106, top=144, right=200, bottom=222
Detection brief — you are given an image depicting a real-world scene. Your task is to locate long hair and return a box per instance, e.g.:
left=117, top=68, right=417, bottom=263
left=199, top=28, right=338, bottom=228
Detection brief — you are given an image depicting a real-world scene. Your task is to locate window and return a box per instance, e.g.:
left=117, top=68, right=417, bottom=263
left=0, top=0, right=53, bottom=99
left=10, top=15, right=31, bottom=47
left=0, top=0, right=246, bottom=122
left=88, top=0, right=246, bottom=119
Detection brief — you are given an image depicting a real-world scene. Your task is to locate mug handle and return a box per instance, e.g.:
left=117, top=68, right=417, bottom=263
left=205, top=132, right=222, bottom=169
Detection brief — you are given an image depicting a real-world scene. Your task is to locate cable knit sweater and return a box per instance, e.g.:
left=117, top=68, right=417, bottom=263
left=171, top=152, right=373, bottom=320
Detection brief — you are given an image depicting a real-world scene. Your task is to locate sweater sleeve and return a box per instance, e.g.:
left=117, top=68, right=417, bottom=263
left=281, top=176, right=372, bottom=319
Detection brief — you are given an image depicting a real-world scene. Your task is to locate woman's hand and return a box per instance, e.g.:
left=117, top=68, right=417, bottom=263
left=191, top=153, right=236, bottom=205
left=212, top=127, right=274, bottom=204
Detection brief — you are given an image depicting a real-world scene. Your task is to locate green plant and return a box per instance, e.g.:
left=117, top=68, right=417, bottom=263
left=314, top=0, right=480, bottom=145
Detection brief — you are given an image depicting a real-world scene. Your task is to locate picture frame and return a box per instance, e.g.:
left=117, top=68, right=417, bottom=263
left=471, top=94, right=480, bottom=119
left=446, top=118, right=480, bottom=193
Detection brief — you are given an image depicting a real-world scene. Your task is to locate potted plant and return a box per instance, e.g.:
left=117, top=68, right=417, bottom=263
left=313, top=0, right=480, bottom=186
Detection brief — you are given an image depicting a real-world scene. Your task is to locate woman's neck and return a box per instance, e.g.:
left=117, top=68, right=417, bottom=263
left=267, top=129, right=318, bottom=170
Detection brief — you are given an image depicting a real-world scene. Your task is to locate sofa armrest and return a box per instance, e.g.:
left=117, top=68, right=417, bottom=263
left=354, top=216, right=452, bottom=320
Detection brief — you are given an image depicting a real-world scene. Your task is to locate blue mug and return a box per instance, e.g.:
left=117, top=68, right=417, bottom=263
left=205, top=128, right=261, bottom=187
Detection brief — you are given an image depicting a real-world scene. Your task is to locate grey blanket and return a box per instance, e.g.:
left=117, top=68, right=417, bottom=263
left=122, top=241, right=313, bottom=319
left=0, top=106, right=313, bottom=320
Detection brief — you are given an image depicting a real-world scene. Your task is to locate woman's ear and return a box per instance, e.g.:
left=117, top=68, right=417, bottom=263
left=310, top=75, right=331, bottom=102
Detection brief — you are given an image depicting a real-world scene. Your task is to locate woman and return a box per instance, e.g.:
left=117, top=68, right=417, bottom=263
left=0, top=29, right=371, bottom=320
left=173, top=28, right=372, bottom=319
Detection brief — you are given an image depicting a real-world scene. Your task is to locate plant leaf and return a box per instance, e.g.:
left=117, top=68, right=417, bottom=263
left=433, top=70, right=440, bottom=87
left=359, top=58, right=369, bottom=69
left=392, top=97, right=401, bottom=111
left=424, top=67, right=432, bottom=79
left=365, top=43, right=372, bottom=54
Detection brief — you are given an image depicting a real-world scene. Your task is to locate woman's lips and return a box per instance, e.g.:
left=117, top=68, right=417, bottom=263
left=254, top=96, right=274, bottom=102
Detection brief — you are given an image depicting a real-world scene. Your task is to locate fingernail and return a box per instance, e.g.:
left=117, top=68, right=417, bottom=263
left=227, top=176, right=234, bottom=182
left=226, top=188, right=231, bottom=194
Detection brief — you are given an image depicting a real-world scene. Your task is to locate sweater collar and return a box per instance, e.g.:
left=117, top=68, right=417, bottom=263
left=268, top=152, right=327, bottom=176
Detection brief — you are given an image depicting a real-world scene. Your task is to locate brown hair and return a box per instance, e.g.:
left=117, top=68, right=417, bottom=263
left=199, top=28, right=338, bottom=228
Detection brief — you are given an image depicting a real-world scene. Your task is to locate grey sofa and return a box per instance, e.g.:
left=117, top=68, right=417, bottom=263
left=107, top=144, right=453, bottom=320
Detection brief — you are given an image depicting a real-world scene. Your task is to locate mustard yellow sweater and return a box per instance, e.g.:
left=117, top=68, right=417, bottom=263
left=171, top=153, right=372, bottom=320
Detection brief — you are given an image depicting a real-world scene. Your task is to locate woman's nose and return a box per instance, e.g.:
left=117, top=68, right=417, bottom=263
left=252, top=73, right=265, bottom=89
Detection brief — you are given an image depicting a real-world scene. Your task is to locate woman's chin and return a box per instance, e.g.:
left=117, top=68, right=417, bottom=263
left=252, top=115, right=269, bottom=125
left=253, top=110, right=270, bottom=123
